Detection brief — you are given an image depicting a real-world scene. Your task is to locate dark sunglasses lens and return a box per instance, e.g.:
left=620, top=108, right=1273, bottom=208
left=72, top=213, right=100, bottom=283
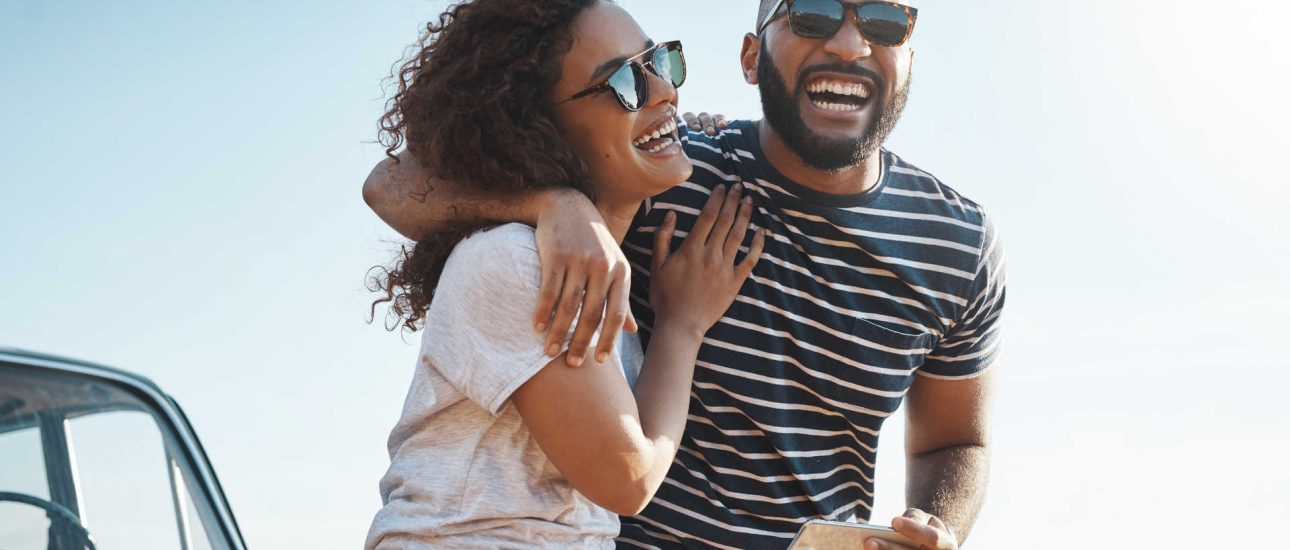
left=608, top=63, right=645, bottom=110
left=855, top=3, right=912, bottom=46
left=790, top=0, right=844, bottom=38
left=653, top=43, right=686, bottom=88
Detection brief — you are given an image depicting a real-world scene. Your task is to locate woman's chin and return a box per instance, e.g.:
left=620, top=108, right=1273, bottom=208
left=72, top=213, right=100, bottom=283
left=646, top=157, right=693, bottom=195
left=593, top=150, right=692, bottom=201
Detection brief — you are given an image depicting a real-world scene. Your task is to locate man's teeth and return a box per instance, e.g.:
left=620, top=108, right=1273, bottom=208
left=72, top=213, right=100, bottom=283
left=633, top=119, right=678, bottom=147
left=811, top=99, right=861, bottom=112
left=806, top=80, right=871, bottom=99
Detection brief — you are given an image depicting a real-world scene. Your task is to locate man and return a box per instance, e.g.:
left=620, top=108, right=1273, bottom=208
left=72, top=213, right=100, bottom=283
left=364, top=1, right=1005, bottom=548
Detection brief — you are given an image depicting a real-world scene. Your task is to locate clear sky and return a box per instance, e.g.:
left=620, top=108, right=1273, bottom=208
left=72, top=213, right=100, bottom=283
left=2, top=0, right=1287, bottom=547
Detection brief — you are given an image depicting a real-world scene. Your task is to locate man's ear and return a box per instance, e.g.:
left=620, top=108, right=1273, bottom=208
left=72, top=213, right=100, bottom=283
left=740, top=33, right=760, bottom=85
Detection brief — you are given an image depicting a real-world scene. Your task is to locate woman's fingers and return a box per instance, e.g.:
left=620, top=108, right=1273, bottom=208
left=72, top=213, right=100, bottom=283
left=723, top=197, right=755, bottom=260
left=684, top=184, right=725, bottom=251
left=736, top=228, right=767, bottom=281
left=653, top=210, right=677, bottom=271
left=706, top=184, right=743, bottom=251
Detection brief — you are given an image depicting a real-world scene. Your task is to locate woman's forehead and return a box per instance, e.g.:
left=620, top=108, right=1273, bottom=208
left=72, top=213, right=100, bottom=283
left=565, top=3, right=650, bottom=82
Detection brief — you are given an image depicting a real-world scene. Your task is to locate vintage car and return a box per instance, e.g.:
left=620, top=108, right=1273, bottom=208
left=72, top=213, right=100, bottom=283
left=0, top=348, right=247, bottom=549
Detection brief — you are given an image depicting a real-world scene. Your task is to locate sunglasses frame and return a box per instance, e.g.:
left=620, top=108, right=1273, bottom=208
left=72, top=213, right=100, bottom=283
left=757, top=0, right=918, bottom=47
left=555, top=40, right=687, bottom=112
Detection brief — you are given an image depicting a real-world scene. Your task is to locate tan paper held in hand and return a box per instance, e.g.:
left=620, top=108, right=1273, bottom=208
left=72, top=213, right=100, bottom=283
left=788, top=519, right=917, bottom=549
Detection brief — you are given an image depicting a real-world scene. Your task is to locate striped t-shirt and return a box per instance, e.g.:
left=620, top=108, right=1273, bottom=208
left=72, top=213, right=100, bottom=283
left=617, top=120, right=1006, bottom=549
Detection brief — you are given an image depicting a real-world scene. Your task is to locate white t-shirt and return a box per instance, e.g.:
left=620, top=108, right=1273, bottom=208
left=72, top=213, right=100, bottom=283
left=365, top=223, right=642, bottom=550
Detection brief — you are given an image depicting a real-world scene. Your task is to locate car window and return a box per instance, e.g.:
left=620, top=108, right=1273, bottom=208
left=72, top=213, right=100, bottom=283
left=0, top=362, right=234, bottom=550
left=0, top=426, right=49, bottom=549
left=67, top=411, right=181, bottom=548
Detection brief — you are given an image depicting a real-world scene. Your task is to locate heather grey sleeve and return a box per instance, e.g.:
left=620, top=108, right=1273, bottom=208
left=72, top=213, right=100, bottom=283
left=420, top=224, right=553, bottom=414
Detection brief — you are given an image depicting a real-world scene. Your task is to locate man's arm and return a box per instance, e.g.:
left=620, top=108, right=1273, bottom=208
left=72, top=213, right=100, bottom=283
left=868, top=369, right=996, bottom=550
left=905, top=369, right=995, bottom=541
left=362, top=150, right=555, bottom=239
left=362, top=151, right=637, bottom=366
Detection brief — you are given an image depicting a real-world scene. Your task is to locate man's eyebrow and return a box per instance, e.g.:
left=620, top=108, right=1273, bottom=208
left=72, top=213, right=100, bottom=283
left=586, top=39, right=655, bottom=86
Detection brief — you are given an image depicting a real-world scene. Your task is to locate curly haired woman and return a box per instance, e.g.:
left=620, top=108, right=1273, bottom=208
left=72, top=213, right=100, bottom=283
left=363, top=0, right=766, bottom=547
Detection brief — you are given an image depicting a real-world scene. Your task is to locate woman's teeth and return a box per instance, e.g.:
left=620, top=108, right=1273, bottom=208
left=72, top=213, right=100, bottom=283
left=633, top=119, right=678, bottom=147
left=644, top=137, right=675, bottom=153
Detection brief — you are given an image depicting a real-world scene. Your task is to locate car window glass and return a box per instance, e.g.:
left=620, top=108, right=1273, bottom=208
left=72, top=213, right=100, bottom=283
left=67, top=411, right=181, bottom=549
left=1, top=362, right=236, bottom=550
left=0, top=426, right=49, bottom=550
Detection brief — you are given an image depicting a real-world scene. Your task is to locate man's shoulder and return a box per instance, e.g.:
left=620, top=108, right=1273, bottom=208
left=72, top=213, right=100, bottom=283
left=681, top=120, right=757, bottom=163
left=881, top=149, right=994, bottom=229
left=672, top=120, right=759, bottom=197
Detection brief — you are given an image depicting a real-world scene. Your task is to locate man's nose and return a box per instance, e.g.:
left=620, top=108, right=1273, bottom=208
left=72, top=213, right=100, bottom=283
left=823, top=9, right=873, bottom=62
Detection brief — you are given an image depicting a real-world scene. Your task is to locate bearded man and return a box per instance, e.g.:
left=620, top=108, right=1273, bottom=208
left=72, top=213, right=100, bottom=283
left=364, top=1, right=1005, bottom=548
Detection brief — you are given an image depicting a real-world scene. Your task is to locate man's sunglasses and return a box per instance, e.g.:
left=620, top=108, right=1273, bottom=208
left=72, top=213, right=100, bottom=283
left=757, top=0, right=918, bottom=47
left=556, top=40, right=686, bottom=112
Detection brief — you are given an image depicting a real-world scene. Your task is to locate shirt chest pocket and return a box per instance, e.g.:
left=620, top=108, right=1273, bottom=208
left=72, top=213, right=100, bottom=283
left=849, top=318, right=935, bottom=371
left=815, top=318, right=935, bottom=410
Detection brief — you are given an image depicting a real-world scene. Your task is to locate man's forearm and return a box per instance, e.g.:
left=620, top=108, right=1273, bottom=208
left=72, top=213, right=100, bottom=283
left=361, top=150, right=573, bottom=239
left=905, top=444, right=990, bottom=544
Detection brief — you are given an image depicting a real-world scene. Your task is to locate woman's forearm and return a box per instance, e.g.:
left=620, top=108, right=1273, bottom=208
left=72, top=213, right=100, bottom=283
left=510, top=321, right=705, bottom=517
left=628, top=322, right=706, bottom=503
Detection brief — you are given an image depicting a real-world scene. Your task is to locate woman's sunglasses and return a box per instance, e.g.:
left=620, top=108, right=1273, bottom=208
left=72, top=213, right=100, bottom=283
left=757, top=0, right=918, bottom=47
left=556, top=40, right=686, bottom=112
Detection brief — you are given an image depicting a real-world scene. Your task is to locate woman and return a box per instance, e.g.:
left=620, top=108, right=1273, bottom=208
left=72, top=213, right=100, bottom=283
left=364, top=0, right=767, bottom=548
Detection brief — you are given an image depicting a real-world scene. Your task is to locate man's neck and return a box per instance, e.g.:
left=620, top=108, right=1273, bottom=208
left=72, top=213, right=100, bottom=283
left=755, top=119, right=883, bottom=195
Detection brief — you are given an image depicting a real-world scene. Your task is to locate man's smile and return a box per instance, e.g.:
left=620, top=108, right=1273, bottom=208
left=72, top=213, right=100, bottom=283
left=804, top=75, right=874, bottom=112
left=797, top=69, right=882, bottom=126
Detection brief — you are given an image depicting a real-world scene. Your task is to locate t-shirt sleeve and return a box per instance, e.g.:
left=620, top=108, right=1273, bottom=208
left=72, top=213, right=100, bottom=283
left=920, top=213, right=1007, bottom=379
left=419, top=225, right=553, bottom=414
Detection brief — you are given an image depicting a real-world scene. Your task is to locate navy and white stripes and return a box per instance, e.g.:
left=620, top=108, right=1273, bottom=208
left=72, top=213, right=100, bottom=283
left=618, top=120, right=1006, bottom=549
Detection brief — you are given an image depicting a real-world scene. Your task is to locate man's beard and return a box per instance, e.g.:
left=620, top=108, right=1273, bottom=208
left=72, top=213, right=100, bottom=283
left=757, top=42, right=910, bottom=173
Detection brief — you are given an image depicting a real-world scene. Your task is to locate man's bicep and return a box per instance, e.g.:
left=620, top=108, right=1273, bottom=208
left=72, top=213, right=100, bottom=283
left=904, top=368, right=996, bottom=457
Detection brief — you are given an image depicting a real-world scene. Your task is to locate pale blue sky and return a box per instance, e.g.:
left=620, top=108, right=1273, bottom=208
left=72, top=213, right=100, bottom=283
left=2, top=0, right=1287, bottom=547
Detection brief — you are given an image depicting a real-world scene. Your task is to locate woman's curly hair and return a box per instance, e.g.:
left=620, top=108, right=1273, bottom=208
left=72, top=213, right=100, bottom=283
left=370, top=0, right=602, bottom=333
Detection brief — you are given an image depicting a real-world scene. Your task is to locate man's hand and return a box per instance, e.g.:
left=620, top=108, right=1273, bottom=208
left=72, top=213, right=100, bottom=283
left=533, top=190, right=638, bottom=368
left=865, top=509, right=958, bottom=550
left=681, top=111, right=730, bottom=136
